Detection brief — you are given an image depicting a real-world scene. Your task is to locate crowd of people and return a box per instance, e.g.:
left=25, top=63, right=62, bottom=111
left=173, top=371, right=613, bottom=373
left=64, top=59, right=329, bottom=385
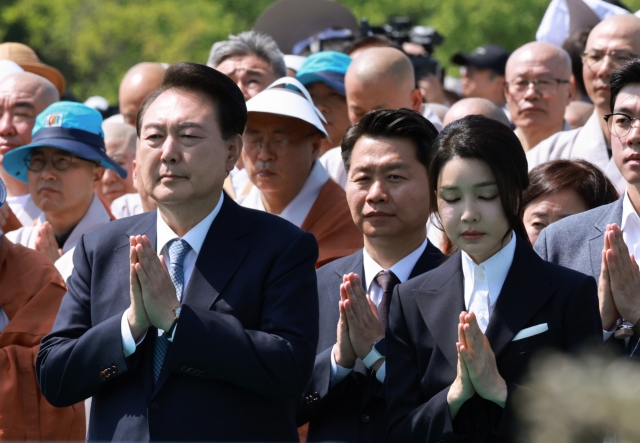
left=1, top=5, right=640, bottom=443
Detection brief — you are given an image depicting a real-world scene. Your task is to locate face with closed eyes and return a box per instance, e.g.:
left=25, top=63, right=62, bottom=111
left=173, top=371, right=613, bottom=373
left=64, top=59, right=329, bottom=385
left=436, top=157, right=511, bottom=264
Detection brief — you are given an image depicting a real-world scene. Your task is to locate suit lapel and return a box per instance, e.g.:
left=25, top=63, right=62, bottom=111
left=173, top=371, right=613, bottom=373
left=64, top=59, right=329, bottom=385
left=588, top=198, right=623, bottom=279
left=409, top=241, right=445, bottom=279
left=333, top=250, right=365, bottom=288
left=414, top=253, right=465, bottom=370
left=484, top=237, right=552, bottom=357
left=181, top=196, right=251, bottom=311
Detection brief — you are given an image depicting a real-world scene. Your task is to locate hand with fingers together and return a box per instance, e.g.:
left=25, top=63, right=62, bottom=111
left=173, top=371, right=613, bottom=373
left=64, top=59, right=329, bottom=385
left=333, top=276, right=358, bottom=369
left=603, top=224, right=640, bottom=328
left=447, top=312, right=476, bottom=419
left=341, top=273, right=385, bottom=371
left=127, top=235, right=181, bottom=339
left=34, top=221, right=62, bottom=263
left=599, top=225, right=620, bottom=331
left=447, top=311, right=507, bottom=419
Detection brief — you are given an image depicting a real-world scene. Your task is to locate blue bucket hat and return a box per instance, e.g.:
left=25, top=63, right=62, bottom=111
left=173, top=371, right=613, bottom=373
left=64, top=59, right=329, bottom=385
left=296, top=51, right=351, bottom=96
left=3, top=101, right=127, bottom=183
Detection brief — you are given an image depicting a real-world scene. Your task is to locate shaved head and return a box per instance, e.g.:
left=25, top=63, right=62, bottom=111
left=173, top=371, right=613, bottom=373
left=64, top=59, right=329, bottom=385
left=0, top=72, right=59, bottom=196
left=583, top=14, right=640, bottom=113
left=505, top=41, right=573, bottom=150
left=443, top=98, right=510, bottom=127
left=103, top=122, right=137, bottom=153
left=119, top=62, right=166, bottom=127
left=345, top=47, right=422, bottom=124
left=100, top=122, right=137, bottom=204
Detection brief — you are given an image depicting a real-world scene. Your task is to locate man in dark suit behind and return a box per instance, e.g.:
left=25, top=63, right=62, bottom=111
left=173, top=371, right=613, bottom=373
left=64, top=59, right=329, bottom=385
left=296, top=109, right=445, bottom=443
left=36, top=62, right=319, bottom=442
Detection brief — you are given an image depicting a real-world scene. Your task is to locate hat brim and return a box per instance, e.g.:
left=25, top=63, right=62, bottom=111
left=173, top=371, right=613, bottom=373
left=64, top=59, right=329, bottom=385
left=3, top=140, right=127, bottom=184
left=297, top=72, right=346, bottom=95
left=18, top=62, right=66, bottom=95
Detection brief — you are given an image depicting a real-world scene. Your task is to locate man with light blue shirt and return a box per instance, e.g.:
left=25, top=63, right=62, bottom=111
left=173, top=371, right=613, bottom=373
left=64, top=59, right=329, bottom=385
left=296, top=108, right=444, bottom=443
left=535, top=58, right=640, bottom=357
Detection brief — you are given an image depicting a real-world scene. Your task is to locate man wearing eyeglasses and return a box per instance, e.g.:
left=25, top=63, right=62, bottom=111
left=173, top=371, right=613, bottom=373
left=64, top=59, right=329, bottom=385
left=504, top=42, right=574, bottom=152
left=527, top=14, right=640, bottom=193
left=4, top=102, right=126, bottom=269
left=239, top=78, right=362, bottom=267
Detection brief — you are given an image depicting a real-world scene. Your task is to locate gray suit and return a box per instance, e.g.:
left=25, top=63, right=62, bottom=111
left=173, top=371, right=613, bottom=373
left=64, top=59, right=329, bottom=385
left=534, top=198, right=632, bottom=355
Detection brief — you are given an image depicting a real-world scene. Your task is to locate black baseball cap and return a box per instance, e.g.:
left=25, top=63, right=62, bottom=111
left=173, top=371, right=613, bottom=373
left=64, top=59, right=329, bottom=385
left=451, top=44, right=510, bottom=76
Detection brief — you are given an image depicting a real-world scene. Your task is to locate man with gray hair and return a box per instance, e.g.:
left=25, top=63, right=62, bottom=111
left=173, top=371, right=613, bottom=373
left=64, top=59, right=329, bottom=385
left=207, top=30, right=286, bottom=101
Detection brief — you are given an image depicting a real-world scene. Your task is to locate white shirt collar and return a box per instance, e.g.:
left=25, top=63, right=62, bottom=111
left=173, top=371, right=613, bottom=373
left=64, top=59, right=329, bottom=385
left=461, top=231, right=517, bottom=310
left=240, top=161, right=329, bottom=227
left=362, top=238, right=429, bottom=291
left=621, top=191, right=640, bottom=261
left=156, top=192, right=224, bottom=255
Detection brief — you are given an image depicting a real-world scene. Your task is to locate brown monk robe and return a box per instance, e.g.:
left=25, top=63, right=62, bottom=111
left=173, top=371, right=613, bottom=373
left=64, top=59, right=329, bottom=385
left=301, top=178, right=362, bottom=268
left=0, top=236, right=85, bottom=441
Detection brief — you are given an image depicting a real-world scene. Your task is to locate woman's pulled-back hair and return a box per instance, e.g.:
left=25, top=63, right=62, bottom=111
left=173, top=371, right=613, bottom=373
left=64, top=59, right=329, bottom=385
left=428, top=115, right=530, bottom=245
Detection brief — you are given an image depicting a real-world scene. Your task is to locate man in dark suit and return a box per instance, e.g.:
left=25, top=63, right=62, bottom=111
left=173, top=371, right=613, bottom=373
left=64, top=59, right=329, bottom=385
left=36, top=63, right=319, bottom=442
left=296, top=108, right=444, bottom=443
left=535, top=58, right=640, bottom=357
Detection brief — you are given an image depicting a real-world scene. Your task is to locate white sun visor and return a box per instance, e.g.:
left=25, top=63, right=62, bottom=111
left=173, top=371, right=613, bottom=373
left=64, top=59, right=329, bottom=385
left=245, top=77, right=328, bottom=137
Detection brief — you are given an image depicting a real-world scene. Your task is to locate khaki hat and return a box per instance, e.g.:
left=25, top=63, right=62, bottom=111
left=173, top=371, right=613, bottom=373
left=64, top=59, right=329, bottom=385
left=0, top=42, right=66, bottom=94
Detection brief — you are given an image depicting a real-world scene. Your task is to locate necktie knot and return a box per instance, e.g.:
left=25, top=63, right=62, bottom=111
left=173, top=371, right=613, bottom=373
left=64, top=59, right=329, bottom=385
left=168, top=238, right=191, bottom=268
left=374, top=270, right=400, bottom=295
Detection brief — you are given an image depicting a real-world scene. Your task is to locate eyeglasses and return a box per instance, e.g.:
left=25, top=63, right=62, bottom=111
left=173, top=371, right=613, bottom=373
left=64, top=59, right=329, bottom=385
left=604, top=113, right=640, bottom=138
left=243, top=132, right=317, bottom=151
left=505, top=78, right=570, bottom=96
left=24, top=151, right=98, bottom=172
left=581, top=50, right=639, bottom=71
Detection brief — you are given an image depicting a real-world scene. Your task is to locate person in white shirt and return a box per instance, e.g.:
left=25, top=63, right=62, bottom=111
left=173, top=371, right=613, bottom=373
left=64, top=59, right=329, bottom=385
left=3, top=101, right=126, bottom=269
left=239, top=77, right=362, bottom=267
left=296, top=108, right=444, bottom=443
left=0, top=72, right=59, bottom=230
left=504, top=42, right=574, bottom=152
left=385, top=115, right=601, bottom=442
left=527, top=14, right=640, bottom=193
left=534, top=57, right=640, bottom=358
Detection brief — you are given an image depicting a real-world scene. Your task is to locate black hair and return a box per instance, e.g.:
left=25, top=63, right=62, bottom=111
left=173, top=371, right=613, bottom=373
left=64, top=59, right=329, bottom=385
left=136, top=62, right=247, bottom=140
left=428, top=115, right=530, bottom=246
left=610, top=57, right=640, bottom=112
left=340, top=108, right=439, bottom=173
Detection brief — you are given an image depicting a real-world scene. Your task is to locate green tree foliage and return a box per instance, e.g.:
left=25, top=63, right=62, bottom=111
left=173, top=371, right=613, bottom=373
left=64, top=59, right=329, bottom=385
left=1, top=0, right=640, bottom=102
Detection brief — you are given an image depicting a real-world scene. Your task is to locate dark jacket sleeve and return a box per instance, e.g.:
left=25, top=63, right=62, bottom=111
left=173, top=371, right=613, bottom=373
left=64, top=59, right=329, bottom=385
left=165, top=230, right=319, bottom=400
left=36, top=235, right=133, bottom=407
left=385, top=286, right=468, bottom=443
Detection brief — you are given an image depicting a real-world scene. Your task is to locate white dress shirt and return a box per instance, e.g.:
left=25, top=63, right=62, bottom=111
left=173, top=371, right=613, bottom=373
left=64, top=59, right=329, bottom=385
left=120, top=193, right=224, bottom=358
left=461, top=232, right=516, bottom=333
left=111, top=193, right=143, bottom=219
left=229, top=166, right=250, bottom=198
left=330, top=239, right=429, bottom=386
left=621, top=191, right=640, bottom=267
left=239, top=161, right=329, bottom=228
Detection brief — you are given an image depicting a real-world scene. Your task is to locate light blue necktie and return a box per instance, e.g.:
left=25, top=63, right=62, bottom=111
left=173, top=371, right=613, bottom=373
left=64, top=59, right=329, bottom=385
left=153, top=238, right=191, bottom=382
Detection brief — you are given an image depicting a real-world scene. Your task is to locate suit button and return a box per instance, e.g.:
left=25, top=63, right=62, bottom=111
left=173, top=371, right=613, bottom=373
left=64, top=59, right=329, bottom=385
left=111, top=365, right=117, bottom=374
left=360, top=413, right=370, bottom=423
left=149, top=402, right=159, bottom=412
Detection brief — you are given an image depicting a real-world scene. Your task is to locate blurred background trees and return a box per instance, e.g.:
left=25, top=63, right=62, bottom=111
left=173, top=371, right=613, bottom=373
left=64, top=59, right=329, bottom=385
left=1, top=0, right=639, bottom=102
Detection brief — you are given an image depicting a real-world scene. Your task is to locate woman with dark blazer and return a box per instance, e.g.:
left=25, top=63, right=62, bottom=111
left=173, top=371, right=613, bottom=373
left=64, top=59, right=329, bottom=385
left=385, top=116, right=603, bottom=442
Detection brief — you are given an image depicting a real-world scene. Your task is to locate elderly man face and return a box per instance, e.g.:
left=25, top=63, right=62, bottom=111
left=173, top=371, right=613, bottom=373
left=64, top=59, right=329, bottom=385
left=505, top=42, right=572, bottom=148
left=26, top=147, right=104, bottom=224
left=461, top=66, right=505, bottom=105
left=216, top=55, right=278, bottom=101
left=0, top=73, right=58, bottom=166
left=345, top=47, right=422, bottom=124
left=583, top=15, right=640, bottom=114
left=241, top=113, right=322, bottom=211
left=99, top=123, right=137, bottom=204
left=306, top=82, right=350, bottom=151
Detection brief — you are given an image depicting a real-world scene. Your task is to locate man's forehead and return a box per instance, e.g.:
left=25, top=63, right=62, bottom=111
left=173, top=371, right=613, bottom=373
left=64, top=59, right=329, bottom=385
left=0, top=81, right=40, bottom=101
left=614, top=85, right=640, bottom=110
left=217, top=55, right=271, bottom=73
left=587, top=31, right=640, bottom=52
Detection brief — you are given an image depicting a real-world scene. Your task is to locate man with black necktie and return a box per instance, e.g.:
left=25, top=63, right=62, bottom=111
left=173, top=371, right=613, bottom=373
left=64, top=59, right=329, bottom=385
left=296, top=108, right=445, bottom=443
left=36, top=62, right=319, bottom=442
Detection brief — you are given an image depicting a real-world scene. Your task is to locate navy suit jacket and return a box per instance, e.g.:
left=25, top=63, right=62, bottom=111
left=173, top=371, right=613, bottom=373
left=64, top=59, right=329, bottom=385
left=36, top=196, right=320, bottom=442
left=385, top=237, right=602, bottom=443
left=297, top=242, right=444, bottom=443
